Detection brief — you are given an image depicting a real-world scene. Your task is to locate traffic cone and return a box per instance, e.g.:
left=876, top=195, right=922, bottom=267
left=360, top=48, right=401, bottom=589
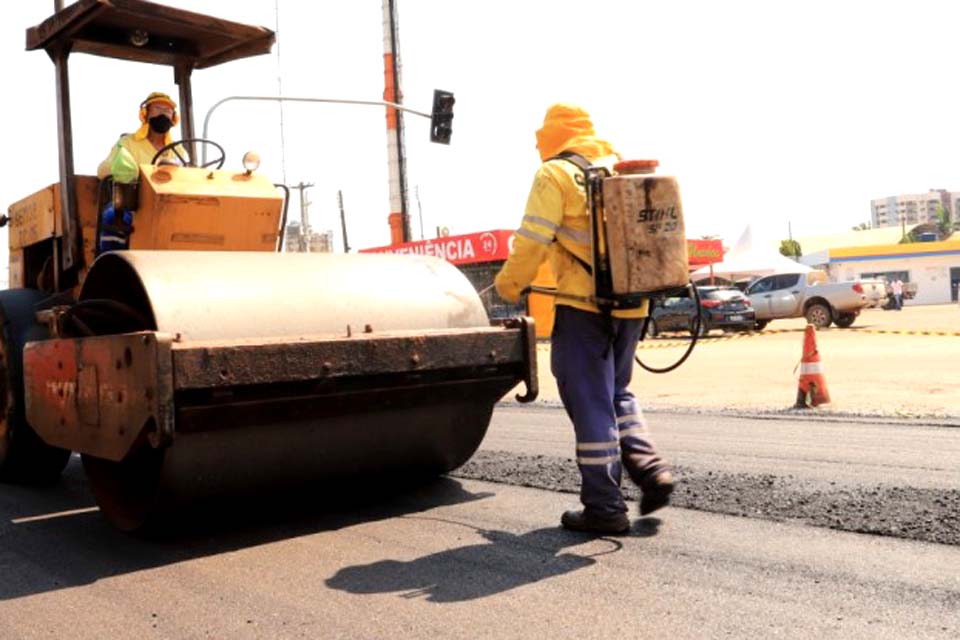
left=795, top=324, right=830, bottom=408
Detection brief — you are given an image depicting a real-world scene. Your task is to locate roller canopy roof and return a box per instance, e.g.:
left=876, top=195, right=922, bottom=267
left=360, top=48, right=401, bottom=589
left=26, top=0, right=275, bottom=69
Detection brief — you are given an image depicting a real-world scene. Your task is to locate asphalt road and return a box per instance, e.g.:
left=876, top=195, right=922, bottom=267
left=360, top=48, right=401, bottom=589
left=1, top=407, right=958, bottom=639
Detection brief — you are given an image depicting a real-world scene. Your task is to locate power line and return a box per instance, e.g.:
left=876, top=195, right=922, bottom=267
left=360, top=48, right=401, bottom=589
left=274, top=0, right=288, bottom=185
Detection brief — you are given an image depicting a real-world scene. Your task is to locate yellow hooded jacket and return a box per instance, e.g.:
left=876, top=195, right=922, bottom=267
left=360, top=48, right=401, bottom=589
left=494, top=104, right=647, bottom=319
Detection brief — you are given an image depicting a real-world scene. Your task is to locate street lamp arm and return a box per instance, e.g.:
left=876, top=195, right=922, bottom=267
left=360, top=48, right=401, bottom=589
left=201, top=95, right=432, bottom=165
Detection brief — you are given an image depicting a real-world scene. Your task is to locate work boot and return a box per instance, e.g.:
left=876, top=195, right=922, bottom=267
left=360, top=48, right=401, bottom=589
left=560, top=509, right=630, bottom=534
left=639, top=471, right=675, bottom=516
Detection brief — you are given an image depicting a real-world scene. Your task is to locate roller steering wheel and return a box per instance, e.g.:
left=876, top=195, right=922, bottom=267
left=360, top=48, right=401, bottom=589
left=151, top=138, right=226, bottom=169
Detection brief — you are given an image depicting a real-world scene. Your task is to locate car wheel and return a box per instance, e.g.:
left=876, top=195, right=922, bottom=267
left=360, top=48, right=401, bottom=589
left=690, top=316, right=707, bottom=337
left=805, top=303, right=832, bottom=328
left=754, top=320, right=769, bottom=331
left=834, top=313, right=856, bottom=328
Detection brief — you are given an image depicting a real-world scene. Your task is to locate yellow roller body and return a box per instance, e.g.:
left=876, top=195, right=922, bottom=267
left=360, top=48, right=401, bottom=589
left=24, top=251, right=536, bottom=530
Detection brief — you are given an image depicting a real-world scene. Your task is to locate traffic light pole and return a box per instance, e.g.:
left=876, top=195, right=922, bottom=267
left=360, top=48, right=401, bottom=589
left=201, top=89, right=452, bottom=247
left=200, top=95, right=430, bottom=166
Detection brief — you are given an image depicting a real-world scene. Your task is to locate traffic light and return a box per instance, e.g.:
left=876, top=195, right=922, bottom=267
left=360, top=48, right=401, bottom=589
left=430, top=89, right=455, bottom=144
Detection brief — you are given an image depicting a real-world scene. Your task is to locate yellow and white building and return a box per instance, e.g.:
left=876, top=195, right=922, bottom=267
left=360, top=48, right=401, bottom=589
left=799, top=226, right=960, bottom=305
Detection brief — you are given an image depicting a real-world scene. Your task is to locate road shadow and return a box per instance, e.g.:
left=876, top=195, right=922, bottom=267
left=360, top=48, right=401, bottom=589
left=0, top=456, right=492, bottom=602
left=325, top=516, right=659, bottom=603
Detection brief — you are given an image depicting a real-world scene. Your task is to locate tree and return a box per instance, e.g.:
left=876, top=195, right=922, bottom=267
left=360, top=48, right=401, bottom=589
left=934, top=205, right=952, bottom=239
left=851, top=221, right=871, bottom=231
left=779, top=239, right=802, bottom=258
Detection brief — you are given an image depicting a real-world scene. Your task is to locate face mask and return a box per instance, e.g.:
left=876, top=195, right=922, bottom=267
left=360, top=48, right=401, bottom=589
left=148, top=114, right=173, bottom=134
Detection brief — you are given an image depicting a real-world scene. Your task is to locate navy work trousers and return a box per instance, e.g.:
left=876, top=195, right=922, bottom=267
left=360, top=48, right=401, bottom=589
left=551, top=305, right=667, bottom=515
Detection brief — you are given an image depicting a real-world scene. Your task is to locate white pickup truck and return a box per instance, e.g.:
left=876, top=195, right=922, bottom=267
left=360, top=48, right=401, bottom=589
left=858, top=278, right=888, bottom=308
left=745, top=271, right=869, bottom=329
left=855, top=278, right=919, bottom=308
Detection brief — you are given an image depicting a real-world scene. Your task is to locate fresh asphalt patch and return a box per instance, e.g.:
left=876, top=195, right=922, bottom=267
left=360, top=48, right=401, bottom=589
left=452, top=450, right=960, bottom=547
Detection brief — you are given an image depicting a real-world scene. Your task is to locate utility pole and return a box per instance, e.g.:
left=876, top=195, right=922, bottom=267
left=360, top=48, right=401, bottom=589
left=338, top=190, right=350, bottom=253
left=415, top=185, right=424, bottom=240
left=289, top=181, right=314, bottom=251
left=299, top=181, right=313, bottom=240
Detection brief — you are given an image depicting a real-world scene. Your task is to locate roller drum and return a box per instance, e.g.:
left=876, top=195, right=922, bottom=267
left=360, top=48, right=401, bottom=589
left=79, top=251, right=491, bottom=340
left=69, top=251, right=523, bottom=531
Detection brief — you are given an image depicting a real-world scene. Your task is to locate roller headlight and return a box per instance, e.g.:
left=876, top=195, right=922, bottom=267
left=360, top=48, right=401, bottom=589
left=242, top=151, right=261, bottom=174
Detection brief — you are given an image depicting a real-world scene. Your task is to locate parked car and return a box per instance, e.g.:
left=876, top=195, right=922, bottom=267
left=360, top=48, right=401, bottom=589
left=646, top=286, right=756, bottom=337
left=745, top=271, right=868, bottom=329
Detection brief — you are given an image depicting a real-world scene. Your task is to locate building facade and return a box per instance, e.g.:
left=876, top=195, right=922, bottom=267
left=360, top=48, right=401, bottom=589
left=283, top=221, right=334, bottom=253
left=823, top=240, right=960, bottom=305
left=870, top=189, right=959, bottom=229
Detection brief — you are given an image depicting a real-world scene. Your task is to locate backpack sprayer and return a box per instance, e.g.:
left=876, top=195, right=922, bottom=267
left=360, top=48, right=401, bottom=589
left=525, top=155, right=700, bottom=373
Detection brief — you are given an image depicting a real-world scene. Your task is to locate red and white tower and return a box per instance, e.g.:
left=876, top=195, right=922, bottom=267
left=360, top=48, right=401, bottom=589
left=382, top=0, right=410, bottom=245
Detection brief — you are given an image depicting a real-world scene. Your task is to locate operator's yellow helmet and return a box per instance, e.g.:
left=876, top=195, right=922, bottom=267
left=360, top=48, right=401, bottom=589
left=134, top=91, right=179, bottom=141
left=138, top=92, right=179, bottom=124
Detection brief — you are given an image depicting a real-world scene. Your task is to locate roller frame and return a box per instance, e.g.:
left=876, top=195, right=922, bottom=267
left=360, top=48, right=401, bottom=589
left=24, top=320, right=537, bottom=463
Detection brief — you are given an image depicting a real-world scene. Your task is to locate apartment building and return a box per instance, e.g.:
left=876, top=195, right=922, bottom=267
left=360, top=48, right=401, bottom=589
left=870, top=189, right=960, bottom=228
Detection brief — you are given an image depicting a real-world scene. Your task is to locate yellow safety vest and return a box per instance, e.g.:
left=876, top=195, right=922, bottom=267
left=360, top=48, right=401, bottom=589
left=96, top=134, right=182, bottom=180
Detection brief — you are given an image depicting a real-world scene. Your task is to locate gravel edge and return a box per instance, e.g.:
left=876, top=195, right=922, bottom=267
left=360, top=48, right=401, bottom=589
left=453, top=450, right=960, bottom=546
left=507, top=399, right=960, bottom=428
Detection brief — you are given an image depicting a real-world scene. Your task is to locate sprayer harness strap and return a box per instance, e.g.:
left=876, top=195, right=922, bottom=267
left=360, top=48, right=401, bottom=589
left=546, top=151, right=596, bottom=277
left=547, top=151, right=619, bottom=355
left=550, top=151, right=593, bottom=172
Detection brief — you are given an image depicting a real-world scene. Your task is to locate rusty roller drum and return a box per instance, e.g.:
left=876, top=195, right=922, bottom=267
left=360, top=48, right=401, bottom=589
left=25, top=251, right=535, bottom=530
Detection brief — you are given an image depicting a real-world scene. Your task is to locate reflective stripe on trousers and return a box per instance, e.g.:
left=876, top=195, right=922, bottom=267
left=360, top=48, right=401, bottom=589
left=551, top=305, right=667, bottom=515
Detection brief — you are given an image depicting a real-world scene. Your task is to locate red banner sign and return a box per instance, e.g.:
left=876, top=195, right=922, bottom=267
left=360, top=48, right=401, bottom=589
left=687, top=239, right=724, bottom=266
left=363, top=231, right=724, bottom=268
left=361, top=229, right=514, bottom=265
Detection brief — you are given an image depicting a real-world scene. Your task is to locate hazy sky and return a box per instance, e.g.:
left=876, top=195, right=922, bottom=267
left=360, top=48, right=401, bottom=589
left=2, top=0, right=958, bottom=264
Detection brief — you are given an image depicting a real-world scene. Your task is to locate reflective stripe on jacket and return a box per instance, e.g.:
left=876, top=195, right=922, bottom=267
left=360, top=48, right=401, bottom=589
left=494, top=154, right=647, bottom=318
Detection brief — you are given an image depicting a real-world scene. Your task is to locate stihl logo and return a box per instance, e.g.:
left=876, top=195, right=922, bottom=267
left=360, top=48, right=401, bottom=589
left=635, top=206, right=677, bottom=223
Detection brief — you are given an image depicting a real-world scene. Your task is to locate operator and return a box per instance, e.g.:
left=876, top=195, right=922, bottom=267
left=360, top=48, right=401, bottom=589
left=494, top=103, right=674, bottom=535
left=96, top=91, right=184, bottom=179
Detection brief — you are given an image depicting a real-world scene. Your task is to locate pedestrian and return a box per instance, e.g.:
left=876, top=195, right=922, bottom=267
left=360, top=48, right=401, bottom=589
left=494, top=103, right=674, bottom=535
left=892, top=277, right=904, bottom=310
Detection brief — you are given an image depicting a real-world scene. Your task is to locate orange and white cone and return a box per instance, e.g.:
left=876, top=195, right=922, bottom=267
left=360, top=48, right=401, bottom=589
left=795, top=324, right=830, bottom=408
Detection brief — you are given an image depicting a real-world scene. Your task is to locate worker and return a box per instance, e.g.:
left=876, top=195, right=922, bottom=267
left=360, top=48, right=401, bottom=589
left=95, top=92, right=184, bottom=252
left=494, top=103, right=674, bottom=534
left=96, top=91, right=184, bottom=179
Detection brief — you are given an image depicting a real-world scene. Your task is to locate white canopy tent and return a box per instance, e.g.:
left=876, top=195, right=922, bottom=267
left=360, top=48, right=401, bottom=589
left=691, top=225, right=813, bottom=281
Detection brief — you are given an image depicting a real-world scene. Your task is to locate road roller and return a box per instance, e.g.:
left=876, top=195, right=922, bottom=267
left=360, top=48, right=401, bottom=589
left=0, top=1, right=536, bottom=531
